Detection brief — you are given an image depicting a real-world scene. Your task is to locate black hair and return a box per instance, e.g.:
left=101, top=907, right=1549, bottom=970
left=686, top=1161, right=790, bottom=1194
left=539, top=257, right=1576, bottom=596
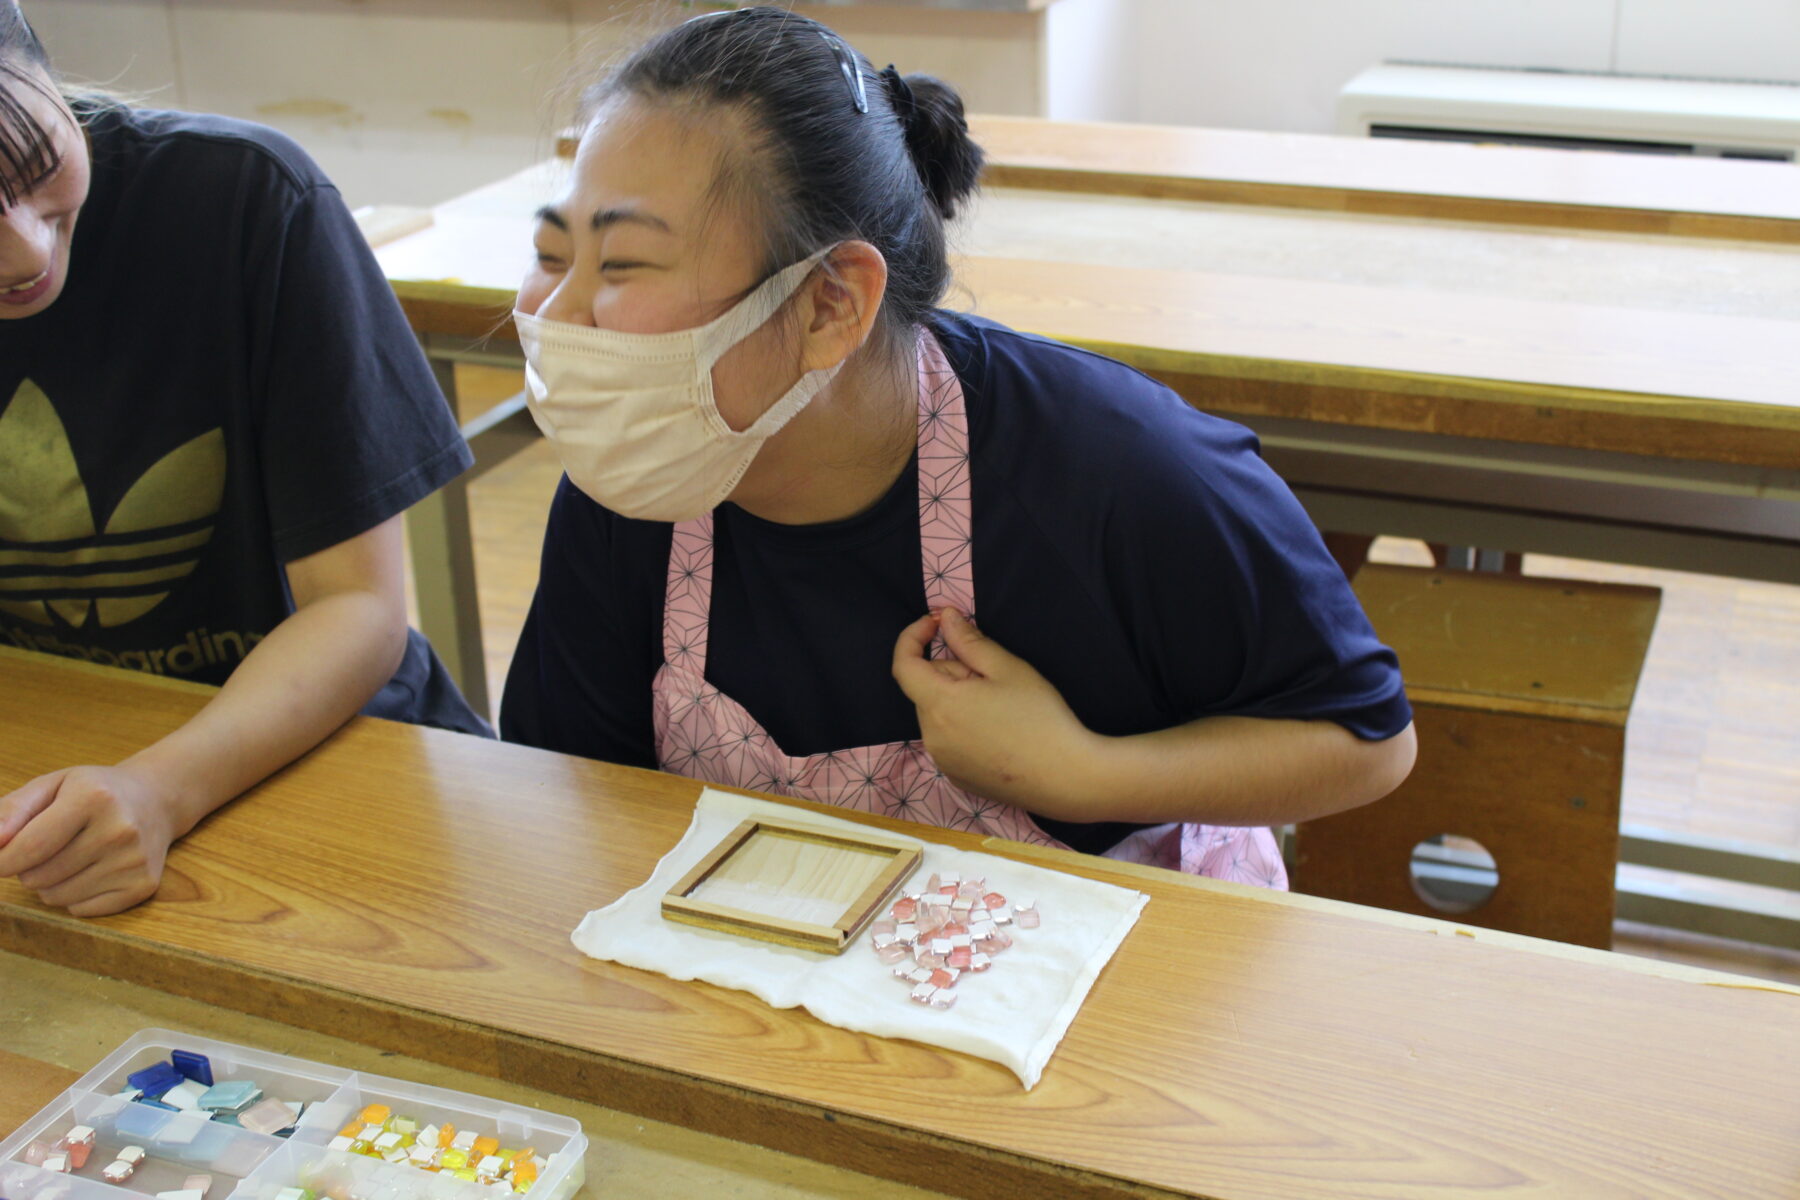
left=582, top=6, right=984, bottom=349
left=0, top=2, right=59, bottom=209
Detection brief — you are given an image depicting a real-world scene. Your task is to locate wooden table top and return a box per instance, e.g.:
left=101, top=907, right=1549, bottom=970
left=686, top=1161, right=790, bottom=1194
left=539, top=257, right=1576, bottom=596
left=375, top=161, right=1800, bottom=470
left=0, top=952, right=945, bottom=1199
left=1, top=1048, right=76, bottom=1140
left=4, top=646, right=1798, bottom=1199
left=969, top=114, right=1800, bottom=243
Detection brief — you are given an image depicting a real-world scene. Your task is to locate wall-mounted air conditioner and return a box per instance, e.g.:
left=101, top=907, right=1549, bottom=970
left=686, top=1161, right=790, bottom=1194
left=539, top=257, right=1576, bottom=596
left=1337, top=63, right=1800, bottom=162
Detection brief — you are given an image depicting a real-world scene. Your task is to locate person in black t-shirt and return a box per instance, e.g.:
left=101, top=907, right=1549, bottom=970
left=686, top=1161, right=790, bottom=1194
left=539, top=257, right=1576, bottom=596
left=500, top=9, right=1416, bottom=883
left=0, top=4, right=488, bottom=916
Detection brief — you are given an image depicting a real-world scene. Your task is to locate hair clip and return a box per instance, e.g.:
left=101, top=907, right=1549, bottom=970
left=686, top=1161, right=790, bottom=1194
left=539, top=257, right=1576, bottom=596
left=820, top=32, right=868, bottom=114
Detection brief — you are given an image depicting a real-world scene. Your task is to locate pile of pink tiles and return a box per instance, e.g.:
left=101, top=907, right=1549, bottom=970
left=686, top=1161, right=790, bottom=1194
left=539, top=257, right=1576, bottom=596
left=867, top=870, right=1041, bottom=1010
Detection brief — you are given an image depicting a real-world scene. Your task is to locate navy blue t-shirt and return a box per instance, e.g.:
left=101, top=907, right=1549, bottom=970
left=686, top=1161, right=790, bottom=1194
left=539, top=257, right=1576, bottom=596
left=0, top=105, right=486, bottom=734
left=500, top=313, right=1410, bottom=852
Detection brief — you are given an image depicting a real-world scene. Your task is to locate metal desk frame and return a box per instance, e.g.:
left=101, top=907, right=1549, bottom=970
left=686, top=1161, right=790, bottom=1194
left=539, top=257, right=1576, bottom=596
left=403, top=333, right=538, bottom=718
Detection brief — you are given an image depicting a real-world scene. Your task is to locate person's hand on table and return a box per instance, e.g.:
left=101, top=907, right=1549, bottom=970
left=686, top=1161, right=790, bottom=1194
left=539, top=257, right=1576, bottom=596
left=0, top=763, right=180, bottom=916
left=892, top=607, right=1102, bottom=813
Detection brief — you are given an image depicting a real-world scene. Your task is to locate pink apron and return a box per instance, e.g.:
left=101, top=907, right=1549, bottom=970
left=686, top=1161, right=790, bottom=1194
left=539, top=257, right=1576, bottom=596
left=652, top=331, right=1289, bottom=889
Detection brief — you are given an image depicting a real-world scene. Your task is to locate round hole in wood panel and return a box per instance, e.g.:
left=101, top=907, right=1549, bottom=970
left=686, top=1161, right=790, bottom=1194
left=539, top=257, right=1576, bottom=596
left=1408, top=834, right=1498, bottom=914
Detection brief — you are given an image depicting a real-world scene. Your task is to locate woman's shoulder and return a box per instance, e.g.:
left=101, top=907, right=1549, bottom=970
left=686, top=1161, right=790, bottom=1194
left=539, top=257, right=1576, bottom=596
left=88, top=105, right=333, bottom=199
left=932, top=310, right=1263, bottom=504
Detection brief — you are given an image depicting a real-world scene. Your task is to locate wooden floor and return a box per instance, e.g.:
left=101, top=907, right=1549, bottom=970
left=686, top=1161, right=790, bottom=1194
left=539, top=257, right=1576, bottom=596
left=423, top=366, right=1800, bottom=986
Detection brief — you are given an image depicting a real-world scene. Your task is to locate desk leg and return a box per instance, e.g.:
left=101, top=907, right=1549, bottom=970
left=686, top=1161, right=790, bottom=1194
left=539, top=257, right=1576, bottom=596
left=409, top=352, right=490, bottom=717
left=407, top=480, right=489, bottom=719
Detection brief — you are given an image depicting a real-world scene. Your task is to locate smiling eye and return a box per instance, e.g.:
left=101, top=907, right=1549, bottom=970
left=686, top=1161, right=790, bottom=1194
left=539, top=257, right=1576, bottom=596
left=0, top=151, right=60, bottom=207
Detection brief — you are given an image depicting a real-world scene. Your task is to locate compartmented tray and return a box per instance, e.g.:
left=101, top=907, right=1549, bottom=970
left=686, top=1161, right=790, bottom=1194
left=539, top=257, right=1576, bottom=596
left=0, top=1030, right=586, bottom=1200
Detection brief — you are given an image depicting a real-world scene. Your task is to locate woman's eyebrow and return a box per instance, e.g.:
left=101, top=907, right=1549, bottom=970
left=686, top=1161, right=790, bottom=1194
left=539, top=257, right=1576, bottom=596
left=532, top=205, right=672, bottom=235
left=592, top=206, right=672, bottom=234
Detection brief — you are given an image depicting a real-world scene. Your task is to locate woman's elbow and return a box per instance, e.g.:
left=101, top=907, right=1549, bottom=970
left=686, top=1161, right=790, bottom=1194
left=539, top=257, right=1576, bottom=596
left=1358, top=721, right=1417, bottom=805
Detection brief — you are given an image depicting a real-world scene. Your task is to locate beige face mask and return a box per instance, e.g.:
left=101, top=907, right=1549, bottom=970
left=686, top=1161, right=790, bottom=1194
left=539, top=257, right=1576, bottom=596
left=514, top=251, right=840, bottom=523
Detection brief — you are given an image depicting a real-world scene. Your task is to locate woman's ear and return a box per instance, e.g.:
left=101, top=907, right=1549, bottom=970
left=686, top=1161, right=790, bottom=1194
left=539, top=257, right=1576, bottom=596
left=798, top=241, right=888, bottom=373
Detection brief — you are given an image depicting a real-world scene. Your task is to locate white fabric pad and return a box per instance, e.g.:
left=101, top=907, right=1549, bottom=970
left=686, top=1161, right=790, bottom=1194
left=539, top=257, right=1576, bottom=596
left=570, top=788, right=1149, bottom=1088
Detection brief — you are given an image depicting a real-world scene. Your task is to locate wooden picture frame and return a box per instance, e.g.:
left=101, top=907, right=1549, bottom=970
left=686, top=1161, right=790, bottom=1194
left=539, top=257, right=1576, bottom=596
left=660, top=818, right=922, bottom=954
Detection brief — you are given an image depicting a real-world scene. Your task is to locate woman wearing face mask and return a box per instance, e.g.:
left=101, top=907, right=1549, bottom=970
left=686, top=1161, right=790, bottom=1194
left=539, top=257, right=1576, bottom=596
left=503, top=7, right=1416, bottom=883
left=0, top=2, right=490, bottom=916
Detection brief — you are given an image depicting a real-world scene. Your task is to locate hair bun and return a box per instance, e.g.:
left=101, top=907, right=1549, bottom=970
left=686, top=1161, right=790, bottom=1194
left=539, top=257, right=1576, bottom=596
left=885, top=70, right=983, bottom=221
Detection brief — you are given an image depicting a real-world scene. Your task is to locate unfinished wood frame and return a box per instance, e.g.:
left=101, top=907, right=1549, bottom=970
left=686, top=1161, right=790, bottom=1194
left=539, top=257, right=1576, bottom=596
left=662, top=818, right=921, bottom=954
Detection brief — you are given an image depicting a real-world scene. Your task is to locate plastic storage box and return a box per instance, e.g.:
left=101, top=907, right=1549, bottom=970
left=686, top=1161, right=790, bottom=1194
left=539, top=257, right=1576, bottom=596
left=0, top=1030, right=586, bottom=1200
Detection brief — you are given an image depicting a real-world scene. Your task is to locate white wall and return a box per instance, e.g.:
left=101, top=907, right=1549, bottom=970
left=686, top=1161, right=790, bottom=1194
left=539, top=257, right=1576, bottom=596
left=27, top=0, right=1046, bottom=209
left=26, top=0, right=1800, bottom=207
left=1122, top=0, right=1800, bottom=133
left=1043, top=0, right=1136, bottom=122
left=34, top=0, right=575, bottom=207
left=792, top=4, right=1044, bottom=116
left=1614, top=0, right=1800, bottom=82
left=1126, top=0, right=1617, bottom=133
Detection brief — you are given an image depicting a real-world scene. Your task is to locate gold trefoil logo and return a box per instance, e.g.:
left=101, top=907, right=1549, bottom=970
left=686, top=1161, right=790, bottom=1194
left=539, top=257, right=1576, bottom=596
left=0, top=378, right=225, bottom=628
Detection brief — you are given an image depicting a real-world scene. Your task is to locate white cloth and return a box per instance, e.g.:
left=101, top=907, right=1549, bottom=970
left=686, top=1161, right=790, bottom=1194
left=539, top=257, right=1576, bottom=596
left=571, top=789, right=1150, bottom=1088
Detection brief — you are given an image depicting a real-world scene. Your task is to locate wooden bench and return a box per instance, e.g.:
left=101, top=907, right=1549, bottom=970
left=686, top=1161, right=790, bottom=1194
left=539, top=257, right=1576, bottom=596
left=967, top=114, right=1800, bottom=243
left=563, top=115, right=1800, bottom=243
left=1292, top=564, right=1661, bottom=949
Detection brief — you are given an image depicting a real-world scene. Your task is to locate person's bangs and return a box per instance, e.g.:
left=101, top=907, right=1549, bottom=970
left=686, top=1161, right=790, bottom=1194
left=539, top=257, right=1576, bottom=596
left=0, top=60, right=61, bottom=208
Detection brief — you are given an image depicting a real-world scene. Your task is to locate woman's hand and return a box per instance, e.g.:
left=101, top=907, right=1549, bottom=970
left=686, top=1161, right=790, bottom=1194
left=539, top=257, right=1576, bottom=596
left=0, top=764, right=180, bottom=916
left=894, top=608, right=1418, bottom=828
left=891, top=607, right=1101, bottom=812
left=0, top=519, right=415, bottom=918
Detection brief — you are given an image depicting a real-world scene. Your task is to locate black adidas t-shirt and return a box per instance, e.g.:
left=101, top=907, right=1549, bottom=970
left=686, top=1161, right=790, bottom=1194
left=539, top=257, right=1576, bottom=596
left=0, top=105, right=485, bottom=734
left=502, top=313, right=1411, bottom=853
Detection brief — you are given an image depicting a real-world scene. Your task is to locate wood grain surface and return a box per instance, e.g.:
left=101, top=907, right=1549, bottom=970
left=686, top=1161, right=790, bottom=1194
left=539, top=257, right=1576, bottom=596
left=1350, top=565, right=1662, bottom=721
left=0, top=953, right=952, bottom=1199
left=3, top=647, right=1798, bottom=1199
left=667, top=820, right=918, bottom=951
left=970, top=115, right=1800, bottom=243
left=1, top=1049, right=77, bottom=1138
left=375, top=163, right=1800, bottom=470
left=947, top=255, right=1800, bottom=469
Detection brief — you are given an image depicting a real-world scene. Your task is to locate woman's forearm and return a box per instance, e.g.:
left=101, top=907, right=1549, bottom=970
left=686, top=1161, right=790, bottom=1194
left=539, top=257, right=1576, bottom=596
left=1039, top=715, right=1417, bottom=828
left=122, top=590, right=408, bottom=836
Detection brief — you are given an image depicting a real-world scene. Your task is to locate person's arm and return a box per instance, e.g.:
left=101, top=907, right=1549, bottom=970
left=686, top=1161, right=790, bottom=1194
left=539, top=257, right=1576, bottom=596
left=894, top=607, right=1416, bottom=827
left=0, top=517, right=409, bottom=915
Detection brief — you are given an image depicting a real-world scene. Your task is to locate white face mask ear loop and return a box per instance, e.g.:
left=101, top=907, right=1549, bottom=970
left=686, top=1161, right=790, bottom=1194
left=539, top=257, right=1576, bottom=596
left=698, top=250, right=846, bottom=441
left=695, top=248, right=838, bottom=375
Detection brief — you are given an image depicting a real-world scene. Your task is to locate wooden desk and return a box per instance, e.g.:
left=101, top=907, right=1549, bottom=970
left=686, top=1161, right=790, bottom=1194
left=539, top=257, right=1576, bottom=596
left=4, top=647, right=1799, bottom=1198
left=970, top=114, right=1800, bottom=243
left=1, top=1047, right=74, bottom=1140
left=562, top=114, right=1800, bottom=243
left=0, top=949, right=941, bottom=1199
left=378, top=161, right=1800, bottom=611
